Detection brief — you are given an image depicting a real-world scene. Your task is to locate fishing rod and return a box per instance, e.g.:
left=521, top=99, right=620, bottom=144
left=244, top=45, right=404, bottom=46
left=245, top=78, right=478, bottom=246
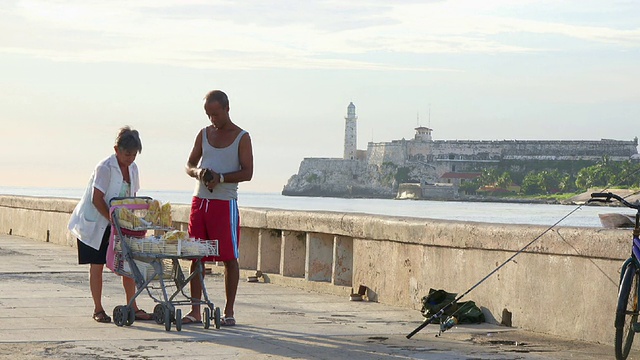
left=406, top=162, right=640, bottom=339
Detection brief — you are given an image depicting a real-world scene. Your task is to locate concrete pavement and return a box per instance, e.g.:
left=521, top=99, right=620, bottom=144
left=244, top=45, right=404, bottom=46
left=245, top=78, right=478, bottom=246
left=0, top=234, right=634, bottom=360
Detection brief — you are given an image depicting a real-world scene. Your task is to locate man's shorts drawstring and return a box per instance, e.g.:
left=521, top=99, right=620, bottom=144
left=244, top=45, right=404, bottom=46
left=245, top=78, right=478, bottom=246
left=198, top=198, right=211, bottom=213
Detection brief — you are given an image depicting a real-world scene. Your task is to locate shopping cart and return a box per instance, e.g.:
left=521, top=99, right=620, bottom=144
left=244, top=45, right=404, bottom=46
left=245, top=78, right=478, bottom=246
left=108, top=196, right=221, bottom=331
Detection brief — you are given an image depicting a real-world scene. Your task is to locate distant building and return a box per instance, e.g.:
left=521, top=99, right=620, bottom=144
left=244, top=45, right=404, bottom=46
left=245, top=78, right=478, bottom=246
left=282, top=104, right=639, bottom=199
left=439, top=172, right=481, bottom=186
left=414, top=126, right=433, bottom=142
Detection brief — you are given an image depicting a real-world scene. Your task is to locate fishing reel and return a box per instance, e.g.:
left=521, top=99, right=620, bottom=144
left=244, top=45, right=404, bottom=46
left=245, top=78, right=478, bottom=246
left=436, top=316, right=458, bottom=337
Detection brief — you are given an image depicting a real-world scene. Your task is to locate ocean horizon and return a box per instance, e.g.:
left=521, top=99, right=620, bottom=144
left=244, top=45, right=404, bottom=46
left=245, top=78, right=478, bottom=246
left=0, top=185, right=631, bottom=228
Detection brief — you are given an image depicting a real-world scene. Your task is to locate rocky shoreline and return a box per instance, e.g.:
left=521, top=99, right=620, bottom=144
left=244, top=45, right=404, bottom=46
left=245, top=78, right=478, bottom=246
left=416, top=190, right=640, bottom=206
left=560, top=189, right=640, bottom=206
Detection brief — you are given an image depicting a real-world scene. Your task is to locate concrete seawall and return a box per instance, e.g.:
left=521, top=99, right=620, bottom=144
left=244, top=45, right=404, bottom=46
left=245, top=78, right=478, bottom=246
left=0, top=195, right=629, bottom=345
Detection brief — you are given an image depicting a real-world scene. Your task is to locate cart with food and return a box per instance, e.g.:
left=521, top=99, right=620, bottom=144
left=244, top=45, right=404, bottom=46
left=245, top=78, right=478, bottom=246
left=107, top=196, right=221, bottom=331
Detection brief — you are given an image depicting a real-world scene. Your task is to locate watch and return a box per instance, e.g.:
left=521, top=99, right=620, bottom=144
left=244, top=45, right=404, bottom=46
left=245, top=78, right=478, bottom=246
left=219, top=173, right=225, bottom=183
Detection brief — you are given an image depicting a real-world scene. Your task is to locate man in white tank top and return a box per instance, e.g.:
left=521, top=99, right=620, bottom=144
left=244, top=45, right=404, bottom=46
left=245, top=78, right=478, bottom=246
left=183, top=90, right=254, bottom=326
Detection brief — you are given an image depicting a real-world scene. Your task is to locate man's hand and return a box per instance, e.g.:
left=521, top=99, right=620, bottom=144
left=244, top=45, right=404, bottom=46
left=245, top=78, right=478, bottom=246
left=201, top=168, right=215, bottom=192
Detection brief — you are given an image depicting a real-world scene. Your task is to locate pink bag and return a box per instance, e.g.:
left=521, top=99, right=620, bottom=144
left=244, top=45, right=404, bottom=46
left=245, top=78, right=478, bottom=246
left=106, top=204, right=147, bottom=273
left=106, top=225, right=118, bottom=272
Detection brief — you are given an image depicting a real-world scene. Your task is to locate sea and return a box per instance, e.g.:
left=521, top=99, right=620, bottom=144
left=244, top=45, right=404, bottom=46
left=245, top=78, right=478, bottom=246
left=0, top=186, right=632, bottom=228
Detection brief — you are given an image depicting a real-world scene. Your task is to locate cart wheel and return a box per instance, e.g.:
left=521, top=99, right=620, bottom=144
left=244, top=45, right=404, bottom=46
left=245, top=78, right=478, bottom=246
left=113, top=305, right=126, bottom=327
left=203, top=307, right=211, bottom=329
left=125, top=306, right=135, bottom=326
left=164, top=306, right=172, bottom=331
left=153, top=304, right=165, bottom=325
left=175, top=309, right=182, bottom=332
left=214, top=307, right=221, bottom=329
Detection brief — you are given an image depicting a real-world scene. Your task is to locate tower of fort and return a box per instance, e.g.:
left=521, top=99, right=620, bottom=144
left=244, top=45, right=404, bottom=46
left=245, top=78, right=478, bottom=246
left=343, top=102, right=357, bottom=160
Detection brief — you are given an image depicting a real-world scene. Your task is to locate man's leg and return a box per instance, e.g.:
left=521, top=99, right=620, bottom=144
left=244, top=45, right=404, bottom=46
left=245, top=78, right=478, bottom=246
left=122, top=276, right=152, bottom=319
left=223, top=259, right=239, bottom=318
left=186, top=261, right=203, bottom=321
left=123, top=276, right=136, bottom=305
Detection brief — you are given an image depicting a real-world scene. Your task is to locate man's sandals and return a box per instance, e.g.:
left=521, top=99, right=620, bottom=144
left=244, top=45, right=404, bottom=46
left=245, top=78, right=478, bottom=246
left=93, top=310, right=111, bottom=323
left=221, top=316, right=236, bottom=326
left=181, top=315, right=236, bottom=326
left=134, top=309, right=153, bottom=320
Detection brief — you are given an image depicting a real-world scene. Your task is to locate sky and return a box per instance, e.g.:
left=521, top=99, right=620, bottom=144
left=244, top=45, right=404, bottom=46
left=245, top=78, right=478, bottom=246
left=1, top=0, right=639, bottom=193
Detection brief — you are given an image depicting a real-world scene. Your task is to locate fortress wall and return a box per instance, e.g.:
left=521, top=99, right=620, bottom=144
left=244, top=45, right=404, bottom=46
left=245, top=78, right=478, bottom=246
left=362, top=138, right=637, bottom=184
left=397, top=139, right=638, bottom=163
left=299, top=158, right=353, bottom=173
left=297, top=158, right=365, bottom=182
left=366, top=143, right=386, bottom=167
left=367, top=142, right=406, bottom=167
left=503, top=155, right=631, bottom=161
left=500, top=140, right=638, bottom=157
left=427, top=142, right=503, bottom=158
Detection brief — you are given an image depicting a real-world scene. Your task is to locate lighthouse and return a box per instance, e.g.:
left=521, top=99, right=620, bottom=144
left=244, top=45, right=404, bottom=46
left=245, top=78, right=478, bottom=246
left=343, top=102, right=357, bottom=160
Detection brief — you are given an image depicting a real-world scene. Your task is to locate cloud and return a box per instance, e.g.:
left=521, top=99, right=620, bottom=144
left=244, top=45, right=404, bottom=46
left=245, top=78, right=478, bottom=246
left=1, top=0, right=638, bottom=70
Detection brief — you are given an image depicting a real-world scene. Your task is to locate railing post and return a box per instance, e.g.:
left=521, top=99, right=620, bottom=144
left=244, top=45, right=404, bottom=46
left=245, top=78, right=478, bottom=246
left=238, top=227, right=259, bottom=270
left=281, top=231, right=306, bottom=277
left=332, top=236, right=353, bottom=286
left=258, top=229, right=281, bottom=273
left=306, top=232, right=333, bottom=282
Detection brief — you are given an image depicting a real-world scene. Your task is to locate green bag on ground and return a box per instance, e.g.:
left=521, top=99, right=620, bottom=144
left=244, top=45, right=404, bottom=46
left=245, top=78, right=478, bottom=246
left=420, top=288, right=485, bottom=324
left=456, top=300, right=485, bottom=324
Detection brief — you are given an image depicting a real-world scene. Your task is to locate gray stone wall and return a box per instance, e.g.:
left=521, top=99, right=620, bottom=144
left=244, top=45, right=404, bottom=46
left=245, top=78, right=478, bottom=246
left=367, top=141, right=407, bottom=167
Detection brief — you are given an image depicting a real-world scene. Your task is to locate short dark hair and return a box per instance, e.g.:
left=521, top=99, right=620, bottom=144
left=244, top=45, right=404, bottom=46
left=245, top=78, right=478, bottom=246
left=115, top=126, right=142, bottom=153
left=204, top=90, right=229, bottom=108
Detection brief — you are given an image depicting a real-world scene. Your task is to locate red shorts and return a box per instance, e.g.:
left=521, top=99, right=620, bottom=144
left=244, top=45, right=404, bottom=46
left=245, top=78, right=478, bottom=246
left=188, top=197, right=240, bottom=262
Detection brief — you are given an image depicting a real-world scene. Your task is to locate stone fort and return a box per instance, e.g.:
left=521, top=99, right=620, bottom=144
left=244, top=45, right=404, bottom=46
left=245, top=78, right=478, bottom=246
left=283, top=103, right=639, bottom=198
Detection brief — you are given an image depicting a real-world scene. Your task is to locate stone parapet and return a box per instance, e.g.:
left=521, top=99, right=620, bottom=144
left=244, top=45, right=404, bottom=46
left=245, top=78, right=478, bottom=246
left=0, top=195, right=630, bottom=345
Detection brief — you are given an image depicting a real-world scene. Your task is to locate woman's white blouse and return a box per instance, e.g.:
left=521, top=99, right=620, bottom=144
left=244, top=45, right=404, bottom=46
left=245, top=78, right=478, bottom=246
left=67, top=154, right=139, bottom=250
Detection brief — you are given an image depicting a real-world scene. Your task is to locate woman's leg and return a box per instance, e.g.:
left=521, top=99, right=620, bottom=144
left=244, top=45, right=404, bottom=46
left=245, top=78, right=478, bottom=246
left=90, top=263, right=105, bottom=314
left=123, top=276, right=136, bottom=307
left=123, top=276, right=152, bottom=319
left=89, top=263, right=110, bottom=322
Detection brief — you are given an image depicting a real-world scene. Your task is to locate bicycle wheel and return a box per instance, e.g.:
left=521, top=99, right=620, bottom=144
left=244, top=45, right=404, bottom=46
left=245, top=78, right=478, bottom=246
left=615, top=261, right=639, bottom=360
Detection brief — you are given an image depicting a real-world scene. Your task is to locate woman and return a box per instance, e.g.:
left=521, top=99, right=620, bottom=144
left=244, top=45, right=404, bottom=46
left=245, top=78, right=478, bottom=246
left=68, top=126, right=153, bottom=323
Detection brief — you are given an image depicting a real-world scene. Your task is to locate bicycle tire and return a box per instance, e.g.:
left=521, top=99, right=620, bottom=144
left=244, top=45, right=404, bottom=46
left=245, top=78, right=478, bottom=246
left=615, top=261, right=639, bottom=360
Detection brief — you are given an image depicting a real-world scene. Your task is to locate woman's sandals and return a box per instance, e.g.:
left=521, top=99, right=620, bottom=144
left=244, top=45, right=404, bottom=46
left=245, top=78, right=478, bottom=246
left=93, top=310, right=111, bottom=323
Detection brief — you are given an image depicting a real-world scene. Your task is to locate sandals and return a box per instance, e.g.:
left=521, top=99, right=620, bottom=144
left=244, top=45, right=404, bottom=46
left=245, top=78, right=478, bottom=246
left=221, top=316, right=236, bottom=326
left=181, top=315, right=202, bottom=324
left=135, top=309, right=153, bottom=321
left=93, top=310, right=111, bottom=323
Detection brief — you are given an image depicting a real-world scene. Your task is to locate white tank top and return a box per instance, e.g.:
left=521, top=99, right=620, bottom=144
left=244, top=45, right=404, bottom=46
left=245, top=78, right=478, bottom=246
left=193, top=128, right=247, bottom=200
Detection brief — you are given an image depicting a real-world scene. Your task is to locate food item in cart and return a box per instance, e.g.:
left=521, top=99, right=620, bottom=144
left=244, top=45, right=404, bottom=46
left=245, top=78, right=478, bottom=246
left=150, top=242, right=162, bottom=253
left=112, top=198, right=149, bottom=206
left=181, top=238, right=218, bottom=256
left=118, top=219, right=133, bottom=229
left=162, top=230, right=189, bottom=243
left=124, top=237, right=143, bottom=252
left=116, top=208, right=143, bottom=229
left=160, top=202, right=172, bottom=227
left=145, top=200, right=161, bottom=225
